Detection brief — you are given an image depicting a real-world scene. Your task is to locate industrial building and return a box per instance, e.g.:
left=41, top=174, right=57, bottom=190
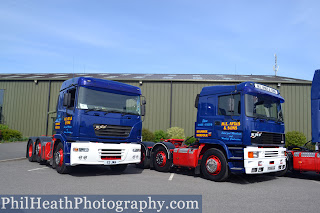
left=0, top=73, right=312, bottom=140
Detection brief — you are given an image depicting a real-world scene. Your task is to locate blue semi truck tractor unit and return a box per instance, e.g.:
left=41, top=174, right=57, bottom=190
left=145, top=82, right=286, bottom=181
left=26, top=77, right=145, bottom=174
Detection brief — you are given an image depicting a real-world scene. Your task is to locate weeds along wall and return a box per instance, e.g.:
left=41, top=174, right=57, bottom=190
left=0, top=79, right=312, bottom=140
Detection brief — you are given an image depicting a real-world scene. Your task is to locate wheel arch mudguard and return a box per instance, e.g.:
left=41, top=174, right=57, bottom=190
left=151, top=142, right=176, bottom=159
left=36, top=136, right=53, bottom=160
left=52, top=134, right=69, bottom=155
left=52, top=134, right=72, bottom=165
left=198, top=139, right=231, bottom=159
left=140, top=141, right=156, bottom=157
left=150, top=142, right=176, bottom=168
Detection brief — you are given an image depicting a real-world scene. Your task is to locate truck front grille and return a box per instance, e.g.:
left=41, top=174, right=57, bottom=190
left=251, top=131, right=284, bottom=145
left=94, top=124, right=132, bottom=137
left=264, top=151, right=279, bottom=157
left=99, top=149, right=124, bottom=160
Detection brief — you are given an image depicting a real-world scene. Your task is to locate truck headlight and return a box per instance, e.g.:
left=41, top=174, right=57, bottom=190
left=248, top=151, right=259, bottom=158
left=132, top=149, right=141, bottom=152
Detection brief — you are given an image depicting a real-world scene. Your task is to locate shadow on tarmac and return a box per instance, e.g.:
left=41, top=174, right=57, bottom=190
left=282, top=170, right=320, bottom=181
left=169, top=167, right=320, bottom=184
left=158, top=166, right=279, bottom=184
left=40, top=164, right=144, bottom=177
left=228, top=173, right=277, bottom=184
left=69, top=164, right=143, bottom=177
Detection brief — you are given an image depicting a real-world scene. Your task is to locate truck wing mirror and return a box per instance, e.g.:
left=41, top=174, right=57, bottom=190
left=141, top=96, right=146, bottom=105
left=195, top=94, right=200, bottom=108
left=140, top=96, right=146, bottom=117
left=141, top=104, right=146, bottom=116
left=278, top=110, right=284, bottom=121
left=63, top=93, right=71, bottom=107
left=228, top=97, right=234, bottom=112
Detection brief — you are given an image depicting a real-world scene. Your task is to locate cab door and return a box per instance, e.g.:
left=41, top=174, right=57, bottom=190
left=195, top=95, right=215, bottom=139
left=214, top=94, right=243, bottom=144
left=56, top=87, right=77, bottom=138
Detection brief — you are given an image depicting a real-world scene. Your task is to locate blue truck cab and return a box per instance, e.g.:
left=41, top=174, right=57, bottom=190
left=50, top=77, right=144, bottom=173
left=195, top=82, right=286, bottom=175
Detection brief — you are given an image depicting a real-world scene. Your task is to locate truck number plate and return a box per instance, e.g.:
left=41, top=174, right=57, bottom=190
left=268, top=166, right=275, bottom=170
left=104, top=160, right=119, bottom=165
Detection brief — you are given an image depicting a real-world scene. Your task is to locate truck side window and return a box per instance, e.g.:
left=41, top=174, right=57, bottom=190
left=198, top=97, right=207, bottom=116
left=62, top=89, right=76, bottom=110
left=206, top=97, right=214, bottom=116
left=58, top=93, right=64, bottom=110
left=68, top=88, right=76, bottom=109
left=218, top=94, right=241, bottom=116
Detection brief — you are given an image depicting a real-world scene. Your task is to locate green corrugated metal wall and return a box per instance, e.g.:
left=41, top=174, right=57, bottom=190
left=0, top=81, right=49, bottom=136
left=0, top=80, right=312, bottom=140
left=137, top=82, right=171, bottom=132
left=278, top=83, right=312, bottom=140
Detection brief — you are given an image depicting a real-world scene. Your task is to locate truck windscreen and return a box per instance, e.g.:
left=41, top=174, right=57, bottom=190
left=245, top=94, right=283, bottom=122
left=77, top=87, right=141, bottom=115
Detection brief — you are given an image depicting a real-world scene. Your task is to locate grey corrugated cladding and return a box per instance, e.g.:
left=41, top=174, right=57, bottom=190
left=0, top=73, right=312, bottom=140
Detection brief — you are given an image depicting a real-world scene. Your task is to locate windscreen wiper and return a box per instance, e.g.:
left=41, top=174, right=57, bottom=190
left=104, top=110, right=123, bottom=115
left=254, top=114, right=267, bottom=120
left=85, top=108, right=105, bottom=113
left=123, top=112, right=140, bottom=116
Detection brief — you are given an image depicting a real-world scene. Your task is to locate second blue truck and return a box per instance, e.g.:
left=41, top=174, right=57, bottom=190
left=141, top=81, right=286, bottom=181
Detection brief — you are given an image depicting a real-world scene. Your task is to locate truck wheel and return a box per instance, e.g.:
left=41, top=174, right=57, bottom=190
left=35, top=141, right=46, bottom=164
left=54, top=143, right=69, bottom=174
left=288, top=154, right=301, bottom=175
left=201, top=148, right=229, bottom=182
left=136, top=146, right=149, bottom=169
left=286, top=152, right=295, bottom=172
left=153, top=146, right=171, bottom=172
left=110, top=164, right=127, bottom=172
left=27, top=141, right=36, bottom=162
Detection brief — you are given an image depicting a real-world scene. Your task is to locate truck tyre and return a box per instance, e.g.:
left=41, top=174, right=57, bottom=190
left=136, top=146, right=149, bottom=169
left=286, top=152, right=300, bottom=175
left=54, top=143, right=69, bottom=174
left=35, top=141, right=46, bottom=164
left=110, top=164, right=127, bottom=172
left=153, top=146, right=171, bottom=172
left=286, top=152, right=294, bottom=172
left=27, top=140, right=36, bottom=162
left=201, top=148, right=229, bottom=182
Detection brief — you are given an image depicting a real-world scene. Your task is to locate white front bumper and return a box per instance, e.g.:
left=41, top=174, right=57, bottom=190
left=70, top=142, right=141, bottom=166
left=244, top=147, right=286, bottom=174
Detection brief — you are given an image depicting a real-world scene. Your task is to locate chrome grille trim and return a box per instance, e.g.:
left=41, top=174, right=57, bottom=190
left=94, top=124, right=132, bottom=137
left=264, top=151, right=279, bottom=158
left=98, top=148, right=125, bottom=160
